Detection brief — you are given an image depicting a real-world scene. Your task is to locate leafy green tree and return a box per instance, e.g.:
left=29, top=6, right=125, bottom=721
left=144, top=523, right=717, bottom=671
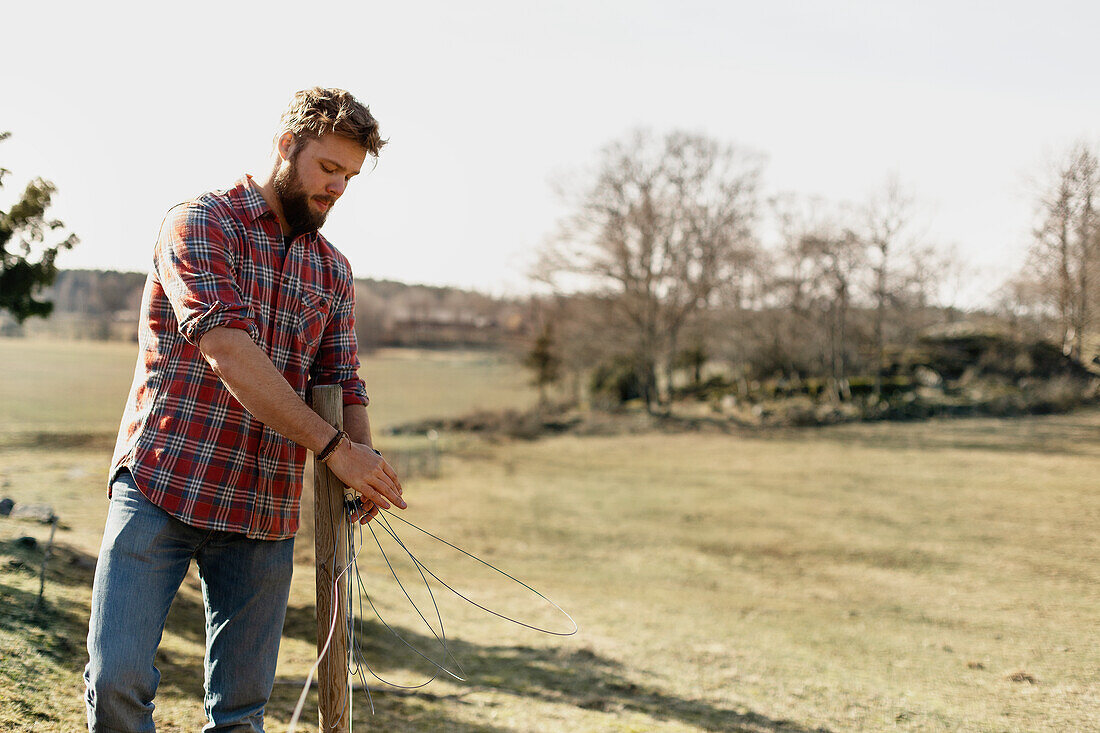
left=0, top=131, right=79, bottom=322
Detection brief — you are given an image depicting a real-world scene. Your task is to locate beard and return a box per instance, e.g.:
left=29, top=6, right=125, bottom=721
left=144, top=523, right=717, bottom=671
left=273, top=155, right=332, bottom=237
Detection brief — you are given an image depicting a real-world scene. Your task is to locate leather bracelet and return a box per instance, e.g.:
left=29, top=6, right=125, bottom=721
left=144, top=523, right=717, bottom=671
left=318, top=429, right=349, bottom=463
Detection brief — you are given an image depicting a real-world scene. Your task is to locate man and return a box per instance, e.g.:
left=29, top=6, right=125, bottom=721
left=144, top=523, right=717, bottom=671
left=84, top=87, right=405, bottom=732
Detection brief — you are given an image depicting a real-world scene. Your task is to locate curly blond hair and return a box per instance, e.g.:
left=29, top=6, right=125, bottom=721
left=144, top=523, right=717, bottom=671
left=278, top=87, right=386, bottom=156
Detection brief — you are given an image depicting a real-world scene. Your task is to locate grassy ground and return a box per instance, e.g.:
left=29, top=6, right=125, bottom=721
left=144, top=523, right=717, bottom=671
left=0, top=338, right=535, bottom=442
left=1, top=338, right=1098, bottom=731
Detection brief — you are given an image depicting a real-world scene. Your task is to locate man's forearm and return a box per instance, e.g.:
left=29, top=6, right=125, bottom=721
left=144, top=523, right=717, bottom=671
left=343, top=404, right=373, bottom=448
left=198, top=326, right=336, bottom=453
left=198, top=326, right=404, bottom=513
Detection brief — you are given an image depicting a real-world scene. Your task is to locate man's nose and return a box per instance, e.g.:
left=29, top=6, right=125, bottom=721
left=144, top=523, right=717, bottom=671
left=326, top=177, right=347, bottom=198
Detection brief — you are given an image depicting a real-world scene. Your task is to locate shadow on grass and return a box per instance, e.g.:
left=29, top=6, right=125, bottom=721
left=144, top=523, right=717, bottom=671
left=266, top=683, right=516, bottom=733
left=0, top=580, right=88, bottom=659
left=280, top=603, right=829, bottom=733
left=0, top=539, right=224, bottom=723
left=1, top=538, right=829, bottom=731
left=156, top=587, right=519, bottom=731
left=0, top=536, right=102, bottom=647
left=0, top=536, right=101, bottom=589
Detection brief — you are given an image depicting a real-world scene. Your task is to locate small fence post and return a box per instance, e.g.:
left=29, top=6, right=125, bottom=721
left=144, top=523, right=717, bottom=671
left=427, top=429, right=440, bottom=478
left=310, top=385, right=350, bottom=733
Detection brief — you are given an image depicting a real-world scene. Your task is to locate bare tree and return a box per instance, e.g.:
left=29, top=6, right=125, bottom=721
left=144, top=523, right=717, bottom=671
left=702, top=246, right=773, bottom=397
left=1029, top=142, right=1100, bottom=360
left=538, top=129, right=763, bottom=411
left=1071, top=148, right=1099, bottom=361
left=772, top=195, right=865, bottom=395
left=994, top=274, right=1055, bottom=340
left=862, top=174, right=918, bottom=394
left=906, top=243, right=972, bottom=324
left=658, top=132, right=762, bottom=397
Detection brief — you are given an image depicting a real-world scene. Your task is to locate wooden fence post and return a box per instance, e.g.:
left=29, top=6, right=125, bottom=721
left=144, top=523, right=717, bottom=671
left=310, top=385, right=350, bottom=733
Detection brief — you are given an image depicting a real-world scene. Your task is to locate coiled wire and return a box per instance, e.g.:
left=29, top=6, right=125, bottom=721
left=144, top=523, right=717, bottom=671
left=287, top=500, right=577, bottom=732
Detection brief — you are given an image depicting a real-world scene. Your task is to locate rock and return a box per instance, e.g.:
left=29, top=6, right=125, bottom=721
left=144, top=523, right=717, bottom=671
left=0, top=498, right=13, bottom=516
left=15, top=535, right=37, bottom=549
left=1005, top=670, right=1038, bottom=684
left=11, top=504, right=57, bottom=523
left=914, top=365, right=943, bottom=387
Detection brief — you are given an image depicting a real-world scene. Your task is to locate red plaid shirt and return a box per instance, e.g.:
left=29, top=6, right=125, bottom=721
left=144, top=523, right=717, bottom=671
left=110, top=175, right=369, bottom=540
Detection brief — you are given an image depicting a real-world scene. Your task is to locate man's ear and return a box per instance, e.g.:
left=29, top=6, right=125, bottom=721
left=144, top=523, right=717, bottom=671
left=276, top=132, right=297, bottom=162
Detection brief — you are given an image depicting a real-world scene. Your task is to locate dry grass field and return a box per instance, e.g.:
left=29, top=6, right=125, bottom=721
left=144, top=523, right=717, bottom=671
left=1, top=337, right=1098, bottom=732
left=0, top=339, right=535, bottom=440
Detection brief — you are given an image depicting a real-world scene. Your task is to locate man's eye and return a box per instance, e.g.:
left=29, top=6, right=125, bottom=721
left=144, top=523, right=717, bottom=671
left=321, top=164, right=335, bottom=173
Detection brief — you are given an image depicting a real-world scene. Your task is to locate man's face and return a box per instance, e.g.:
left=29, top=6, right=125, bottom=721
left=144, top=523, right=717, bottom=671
left=273, top=134, right=368, bottom=237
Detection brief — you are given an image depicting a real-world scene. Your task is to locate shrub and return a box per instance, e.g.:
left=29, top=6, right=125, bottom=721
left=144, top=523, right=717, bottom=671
left=590, top=357, right=645, bottom=409
left=673, top=374, right=733, bottom=402
left=1023, top=375, right=1091, bottom=414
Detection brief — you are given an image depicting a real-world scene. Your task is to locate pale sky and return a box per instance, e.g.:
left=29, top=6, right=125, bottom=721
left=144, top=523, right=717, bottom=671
left=5, top=1, right=1100, bottom=306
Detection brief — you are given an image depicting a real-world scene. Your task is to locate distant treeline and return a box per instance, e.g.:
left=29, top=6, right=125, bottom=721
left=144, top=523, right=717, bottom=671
left=3, top=269, right=529, bottom=350
left=4, top=266, right=1099, bottom=423
left=524, top=130, right=1100, bottom=415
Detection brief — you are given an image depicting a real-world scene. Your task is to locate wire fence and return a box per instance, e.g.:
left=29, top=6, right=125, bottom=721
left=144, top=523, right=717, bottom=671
left=383, top=439, right=441, bottom=481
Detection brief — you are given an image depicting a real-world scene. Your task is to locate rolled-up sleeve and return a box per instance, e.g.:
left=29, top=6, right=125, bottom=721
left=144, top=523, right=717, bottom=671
left=154, top=203, right=259, bottom=347
left=310, top=276, right=369, bottom=407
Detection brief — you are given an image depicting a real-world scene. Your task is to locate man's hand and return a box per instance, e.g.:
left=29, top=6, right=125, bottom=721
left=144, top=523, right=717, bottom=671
left=327, top=439, right=405, bottom=515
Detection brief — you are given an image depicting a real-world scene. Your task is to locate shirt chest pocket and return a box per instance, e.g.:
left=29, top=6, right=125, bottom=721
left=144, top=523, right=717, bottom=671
left=296, top=284, right=331, bottom=352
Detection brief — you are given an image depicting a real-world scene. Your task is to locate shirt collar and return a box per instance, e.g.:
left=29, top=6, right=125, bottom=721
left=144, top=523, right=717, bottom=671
left=231, top=174, right=277, bottom=224
left=229, top=174, right=325, bottom=247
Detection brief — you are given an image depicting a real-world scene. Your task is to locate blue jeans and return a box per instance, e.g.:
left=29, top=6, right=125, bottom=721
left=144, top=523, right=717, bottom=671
left=84, top=470, right=294, bottom=732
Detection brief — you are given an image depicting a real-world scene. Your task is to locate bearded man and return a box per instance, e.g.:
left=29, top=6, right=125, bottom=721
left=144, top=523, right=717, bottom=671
left=84, top=87, right=405, bottom=732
